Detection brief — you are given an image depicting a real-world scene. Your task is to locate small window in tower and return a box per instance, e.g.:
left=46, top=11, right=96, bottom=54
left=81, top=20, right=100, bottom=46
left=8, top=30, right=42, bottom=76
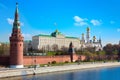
left=20, top=44, right=22, bottom=46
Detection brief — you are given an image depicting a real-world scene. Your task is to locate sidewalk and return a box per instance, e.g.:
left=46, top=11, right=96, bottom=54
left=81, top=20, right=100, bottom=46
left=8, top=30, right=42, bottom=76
left=0, top=62, right=120, bottom=78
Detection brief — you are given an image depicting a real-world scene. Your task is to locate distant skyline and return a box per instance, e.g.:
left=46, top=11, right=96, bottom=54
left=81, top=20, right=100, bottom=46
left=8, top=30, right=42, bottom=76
left=0, top=0, right=120, bottom=46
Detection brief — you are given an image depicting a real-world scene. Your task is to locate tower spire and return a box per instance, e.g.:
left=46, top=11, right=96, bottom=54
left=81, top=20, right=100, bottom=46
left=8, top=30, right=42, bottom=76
left=81, top=33, right=85, bottom=43
left=93, top=36, right=96, bottom=43
left=99, top=37, right=101, bottom=43
left=15, top=2, right=19, bottom=21
left=13, top=2, right=20, bottom=29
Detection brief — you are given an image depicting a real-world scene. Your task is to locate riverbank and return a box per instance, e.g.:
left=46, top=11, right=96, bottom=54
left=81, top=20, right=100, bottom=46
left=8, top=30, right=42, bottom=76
left=0, top=62, right=120, bottom=78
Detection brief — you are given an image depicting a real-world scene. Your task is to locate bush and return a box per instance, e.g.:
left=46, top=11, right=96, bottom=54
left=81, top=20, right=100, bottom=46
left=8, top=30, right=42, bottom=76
left=75, top=60, right=79, bottom=62
left=65, top=61, right=69, bottom=63
left=51, top=61, right=56, bottom=64
left=48, top=62, right=51, bottom=64
left=47, top=51, right=56, bottom=56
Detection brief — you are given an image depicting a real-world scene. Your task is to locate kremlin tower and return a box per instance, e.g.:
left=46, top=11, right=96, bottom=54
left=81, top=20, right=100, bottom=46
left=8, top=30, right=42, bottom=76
left=9, top=3, right=24, bottom=68
left=69, top=42, right=75, bottom=62
left=86, top=27, right=90, bottom=43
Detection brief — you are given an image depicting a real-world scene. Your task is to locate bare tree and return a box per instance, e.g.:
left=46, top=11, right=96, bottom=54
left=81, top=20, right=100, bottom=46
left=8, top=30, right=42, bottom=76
left=0, top=43, right=10, bottom=56
left=46, top=45, right=50, bottom=51
left=61, top=46, right=68, bottom=52
left=52, top=44, right=58, bottom=51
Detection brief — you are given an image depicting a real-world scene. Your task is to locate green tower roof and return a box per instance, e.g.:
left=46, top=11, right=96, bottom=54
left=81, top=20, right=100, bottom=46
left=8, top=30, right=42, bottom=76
left=13, top=3, right=20, bottom=29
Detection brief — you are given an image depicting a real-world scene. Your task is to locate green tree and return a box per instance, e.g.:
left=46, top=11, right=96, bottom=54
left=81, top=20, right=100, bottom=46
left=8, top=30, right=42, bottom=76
left=103, top=44, right=113, bottom=55
left=0, top=43, right=9, bottom=56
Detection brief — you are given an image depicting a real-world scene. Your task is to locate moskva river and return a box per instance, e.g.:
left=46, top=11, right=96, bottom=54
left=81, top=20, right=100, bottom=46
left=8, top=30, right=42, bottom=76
left=2, top=66, right=120, bottom=80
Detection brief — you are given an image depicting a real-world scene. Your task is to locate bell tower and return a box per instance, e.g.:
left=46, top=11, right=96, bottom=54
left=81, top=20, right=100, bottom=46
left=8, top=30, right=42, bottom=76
left=86, top=27, right=90, bottom=43
left=9, top=3, right=24, bottom=68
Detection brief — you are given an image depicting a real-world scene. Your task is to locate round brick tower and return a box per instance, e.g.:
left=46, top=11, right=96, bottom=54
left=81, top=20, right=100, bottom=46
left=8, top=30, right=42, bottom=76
left=9, top=3, right=24, bottom=68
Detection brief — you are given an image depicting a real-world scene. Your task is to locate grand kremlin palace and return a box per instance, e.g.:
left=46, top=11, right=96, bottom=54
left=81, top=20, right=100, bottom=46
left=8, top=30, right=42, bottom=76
left=32, top=30, right=80, bottom=51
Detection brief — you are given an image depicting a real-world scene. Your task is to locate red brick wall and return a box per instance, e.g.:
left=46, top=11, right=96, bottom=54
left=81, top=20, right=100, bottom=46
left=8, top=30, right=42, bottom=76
left=23, top=55, right=71, bottom=65
left=0, top=54, right=86, bottom=66
left=23, top=54, right=86, bottom=65
left=73, top=54, right=86, bottom=61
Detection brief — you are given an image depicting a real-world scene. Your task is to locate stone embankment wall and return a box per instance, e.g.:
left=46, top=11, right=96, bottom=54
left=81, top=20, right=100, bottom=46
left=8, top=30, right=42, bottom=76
left=0, top=62, right=120, bottom=78
left=0, top=68, right=34, bottom=78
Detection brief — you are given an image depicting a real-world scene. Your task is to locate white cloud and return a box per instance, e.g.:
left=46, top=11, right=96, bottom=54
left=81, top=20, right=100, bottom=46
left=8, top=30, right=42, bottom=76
left=110, top=21, right=115, bottom=24
left=22, top=33, right=32, bottom=40
left=20, top=23, right=24, bottom=26
left=7, top=18, right=24, bottom=26
left=73, top=16, right=88, bottom=26
left=7, top=18, right=14, bottom=25
left=73, top=16, right=103, bottom=26
left=117, top=28, right=120, bottom=32
left=90, top=19, right=101, bottom=26
left=74, top=21, right=88, bottom=26
left=74, top=16, right=84, bottom=22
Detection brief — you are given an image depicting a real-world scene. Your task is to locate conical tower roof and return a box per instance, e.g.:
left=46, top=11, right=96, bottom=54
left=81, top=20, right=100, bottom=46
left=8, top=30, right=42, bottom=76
left=13, top=2, right=20, bottom=29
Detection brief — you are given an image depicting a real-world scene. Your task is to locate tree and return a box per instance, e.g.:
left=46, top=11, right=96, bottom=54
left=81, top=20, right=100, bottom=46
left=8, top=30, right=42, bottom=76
left=46, top=45, right=50, bottom=51
left=103, top=44, right=120, bottom=55
left=61, top=46, right=68, bottom=54
left=0, top=43, right=10, bottom=56
left=96, top=50, right=105, bottom=56
left=84, top=47, right=96, bottom=54
left=83, top=50, right=96, bottom=61
left=52, top=44, right=58, bottom=51
left=103, top=44, right=113, bottom=55
left=103, top=44, right=120, bottom=61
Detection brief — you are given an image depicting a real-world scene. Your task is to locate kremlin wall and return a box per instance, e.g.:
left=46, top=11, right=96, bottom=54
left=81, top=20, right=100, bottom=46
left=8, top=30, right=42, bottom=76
left=0, top=54, right=86, bottom=66
left=23, top=54, right=85, bottom=65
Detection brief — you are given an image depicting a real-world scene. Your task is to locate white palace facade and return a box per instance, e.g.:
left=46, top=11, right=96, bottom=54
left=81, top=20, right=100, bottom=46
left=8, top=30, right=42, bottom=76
left=32, top=30, right=80, bottom=51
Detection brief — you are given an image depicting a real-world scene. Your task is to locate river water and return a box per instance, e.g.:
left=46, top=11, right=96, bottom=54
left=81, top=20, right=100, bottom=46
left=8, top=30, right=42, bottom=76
left=1, top=66, right=120, bottom=80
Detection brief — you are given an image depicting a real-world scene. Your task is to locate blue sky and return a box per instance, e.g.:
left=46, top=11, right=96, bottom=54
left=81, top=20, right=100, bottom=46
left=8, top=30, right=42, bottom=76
left=0, top=0, right=120, bottom=46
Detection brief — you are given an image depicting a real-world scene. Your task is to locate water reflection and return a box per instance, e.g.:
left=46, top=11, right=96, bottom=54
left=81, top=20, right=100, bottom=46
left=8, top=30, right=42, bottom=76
left=1, top=66, right=120, bottom=80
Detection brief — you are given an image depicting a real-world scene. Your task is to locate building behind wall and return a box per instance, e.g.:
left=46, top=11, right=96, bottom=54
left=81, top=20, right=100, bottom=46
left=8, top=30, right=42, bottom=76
left=32, top=30, right=80, bottom=51
left=80, top=27, right=102, bottom=51
left=24, top=27, right=103, bottom=52
left=23, top=40, right=32, bottom=53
